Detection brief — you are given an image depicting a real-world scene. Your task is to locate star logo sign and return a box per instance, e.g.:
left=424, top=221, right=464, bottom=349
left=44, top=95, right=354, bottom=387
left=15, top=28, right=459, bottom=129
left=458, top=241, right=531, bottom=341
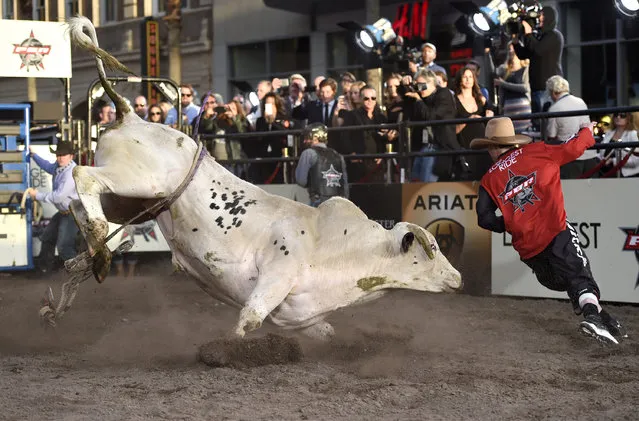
left=498, top=169, right=539, bottom=213
left=620, top=226, right=639, bottom=288
left=13, top=30, right=52, bottom=71
left=322, top=164, right=343, bottom=187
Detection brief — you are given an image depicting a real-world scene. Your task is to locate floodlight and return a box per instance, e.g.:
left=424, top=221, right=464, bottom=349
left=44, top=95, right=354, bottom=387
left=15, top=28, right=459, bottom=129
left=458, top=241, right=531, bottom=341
left=614, top=0, right=639, bottom=18
left=353, top=18, right=397, bottom=53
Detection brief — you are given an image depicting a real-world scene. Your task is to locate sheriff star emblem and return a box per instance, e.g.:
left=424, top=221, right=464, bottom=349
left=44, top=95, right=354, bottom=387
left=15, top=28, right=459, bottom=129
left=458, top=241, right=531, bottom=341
left=322, top=164, right=342, bottom=187
left=13, top=30, right=52, bottom=72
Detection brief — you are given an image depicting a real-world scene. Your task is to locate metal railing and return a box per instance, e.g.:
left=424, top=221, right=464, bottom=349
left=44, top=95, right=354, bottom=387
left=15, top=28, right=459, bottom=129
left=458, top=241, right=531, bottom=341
left=197, top=105, right=639, bottom=183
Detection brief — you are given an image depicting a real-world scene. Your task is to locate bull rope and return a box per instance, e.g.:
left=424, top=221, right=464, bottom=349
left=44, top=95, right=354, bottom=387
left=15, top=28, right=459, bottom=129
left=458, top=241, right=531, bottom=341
left=40, top=128, right=207, bottom=328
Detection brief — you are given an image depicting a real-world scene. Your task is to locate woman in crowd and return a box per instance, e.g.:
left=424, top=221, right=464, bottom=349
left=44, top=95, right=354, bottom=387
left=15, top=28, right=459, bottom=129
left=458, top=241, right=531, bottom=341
left=599, top=111, right=639, bottom=177
left=454, top=65, right=494, bottom=180
left=147, top=104, right=165, bottom=123
left=489, top=42, right=532, bottom=133
left=251, top=92, right=292, bottom=183
left=217, top=99, right=252, bottom=178
left=332, top=80, right=366, bottom=129
left=384, top=73, right=404, bottom=124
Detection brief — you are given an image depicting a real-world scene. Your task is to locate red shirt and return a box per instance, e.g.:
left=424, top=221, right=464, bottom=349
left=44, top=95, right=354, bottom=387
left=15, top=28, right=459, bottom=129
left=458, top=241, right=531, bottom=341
left=480, top=128, right=595, bottom=259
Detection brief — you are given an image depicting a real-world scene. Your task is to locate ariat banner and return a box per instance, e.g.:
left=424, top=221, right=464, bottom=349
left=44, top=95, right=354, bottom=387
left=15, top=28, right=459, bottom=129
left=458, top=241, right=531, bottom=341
left=0, top=20, right=72, bottom=78
left=402, top=182, right=491, bottom=295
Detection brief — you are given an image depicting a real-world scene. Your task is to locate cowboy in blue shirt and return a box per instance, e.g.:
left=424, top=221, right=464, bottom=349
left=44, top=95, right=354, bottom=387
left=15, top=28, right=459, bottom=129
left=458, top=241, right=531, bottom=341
left=26, top=142, right=80, bottom=272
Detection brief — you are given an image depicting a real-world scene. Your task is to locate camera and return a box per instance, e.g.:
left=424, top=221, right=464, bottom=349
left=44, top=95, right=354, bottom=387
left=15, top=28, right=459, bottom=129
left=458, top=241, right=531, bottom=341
left=397, top=81, right=428, bottom=97
left=382, top=36, right=423, bottom=73
left=503, top=0, right=542, bottom=38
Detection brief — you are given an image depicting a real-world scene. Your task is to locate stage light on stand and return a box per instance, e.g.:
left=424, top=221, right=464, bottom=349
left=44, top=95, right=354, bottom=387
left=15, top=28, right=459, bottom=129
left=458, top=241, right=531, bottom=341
left=614, top=0, right=639, bottom=18
left=340, top=18, right=397, bottom=55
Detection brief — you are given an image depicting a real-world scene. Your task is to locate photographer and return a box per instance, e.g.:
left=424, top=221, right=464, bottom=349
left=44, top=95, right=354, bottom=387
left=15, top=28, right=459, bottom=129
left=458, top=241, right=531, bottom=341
left=513, top=5, right=564, bottom=117
left=400, top=69, right=463, bottom=182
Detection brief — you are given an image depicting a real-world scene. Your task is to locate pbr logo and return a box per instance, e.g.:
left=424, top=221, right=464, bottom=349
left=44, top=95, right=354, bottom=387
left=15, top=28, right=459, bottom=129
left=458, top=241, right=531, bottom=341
left=498, top=169, right=539, bottom=213
left=13, top=30, right=52, bottom=72
left=322, top=165, right=343, bottom=187
left=620, top=226, right=639, bottom=288
left=425, top=218, right=464, bottom=264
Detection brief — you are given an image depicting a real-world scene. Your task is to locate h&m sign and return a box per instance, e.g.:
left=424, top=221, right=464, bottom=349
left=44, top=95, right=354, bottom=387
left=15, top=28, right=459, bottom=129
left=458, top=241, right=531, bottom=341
left=392, top=1, right=430, bottom=42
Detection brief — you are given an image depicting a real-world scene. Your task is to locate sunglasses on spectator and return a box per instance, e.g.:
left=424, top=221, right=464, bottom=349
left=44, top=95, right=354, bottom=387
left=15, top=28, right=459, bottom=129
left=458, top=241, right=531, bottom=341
left=614, top=113, right=627, bottom=118
left=134, top=103, right=145, bottom=108
left=363, top=96, right=377, bottom=101
left=150, top=112, right=162, bottom=116
left=181, top=92, right=192, bottom=97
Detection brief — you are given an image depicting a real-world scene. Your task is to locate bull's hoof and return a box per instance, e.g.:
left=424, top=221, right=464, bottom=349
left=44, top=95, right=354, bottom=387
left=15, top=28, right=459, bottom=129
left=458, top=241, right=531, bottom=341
left=92, top=246, right=112, bottom=283
left=198, top=333, right=303, bottom=368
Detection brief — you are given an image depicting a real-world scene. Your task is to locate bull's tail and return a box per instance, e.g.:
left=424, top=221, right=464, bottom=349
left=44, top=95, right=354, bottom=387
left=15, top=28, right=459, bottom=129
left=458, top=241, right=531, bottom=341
left=67, top=15, right=133, bottom=120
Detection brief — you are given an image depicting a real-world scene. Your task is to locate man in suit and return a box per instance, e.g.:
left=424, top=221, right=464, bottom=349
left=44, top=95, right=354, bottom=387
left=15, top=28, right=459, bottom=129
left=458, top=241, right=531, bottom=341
left=292, top=78, right=338, bottom=128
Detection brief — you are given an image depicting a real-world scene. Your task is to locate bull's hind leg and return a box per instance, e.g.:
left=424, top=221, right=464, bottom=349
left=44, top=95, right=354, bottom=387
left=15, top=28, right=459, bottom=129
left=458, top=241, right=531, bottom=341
left=71, top=167, right=112, bottom=282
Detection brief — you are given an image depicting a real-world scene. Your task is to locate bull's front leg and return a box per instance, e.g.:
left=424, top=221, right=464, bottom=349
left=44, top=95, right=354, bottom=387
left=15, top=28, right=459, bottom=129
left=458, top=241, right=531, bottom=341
left=71, top=166, right=112, bottom=283
left=234, top=272, right=295, bottom=338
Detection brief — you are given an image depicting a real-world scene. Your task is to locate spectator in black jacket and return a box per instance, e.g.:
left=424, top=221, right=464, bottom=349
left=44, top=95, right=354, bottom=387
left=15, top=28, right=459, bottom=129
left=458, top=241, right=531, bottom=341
left=513, top=5, right=564, bottom=119
left=401, top=69, right=463, bottom=181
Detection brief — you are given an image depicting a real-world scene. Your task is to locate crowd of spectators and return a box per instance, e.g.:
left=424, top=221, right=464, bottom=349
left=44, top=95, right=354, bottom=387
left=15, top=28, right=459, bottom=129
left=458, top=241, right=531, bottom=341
left=91, top=5, right=637, bottom=183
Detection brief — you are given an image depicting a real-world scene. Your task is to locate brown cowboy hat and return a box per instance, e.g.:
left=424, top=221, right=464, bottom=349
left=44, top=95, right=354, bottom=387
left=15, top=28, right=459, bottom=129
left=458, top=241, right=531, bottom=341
left=469, top=117, right=532, bottom=150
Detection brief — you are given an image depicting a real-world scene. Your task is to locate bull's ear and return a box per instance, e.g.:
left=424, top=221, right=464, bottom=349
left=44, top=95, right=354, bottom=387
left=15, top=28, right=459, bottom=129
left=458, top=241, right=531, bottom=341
left=401, top=232, right=414, bottom=253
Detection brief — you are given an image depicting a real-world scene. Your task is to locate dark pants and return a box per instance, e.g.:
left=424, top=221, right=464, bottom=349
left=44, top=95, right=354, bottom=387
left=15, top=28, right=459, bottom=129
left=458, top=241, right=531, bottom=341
left=38, top=212, right=80, bottom=270
left=522, top=222, right=600, bottom=314
left=560, top=158, right=600, bottom=179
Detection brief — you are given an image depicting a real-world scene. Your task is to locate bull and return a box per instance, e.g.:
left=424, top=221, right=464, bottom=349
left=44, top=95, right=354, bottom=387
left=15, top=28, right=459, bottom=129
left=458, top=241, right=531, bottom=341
left=42, top=16, right=462, bottom=341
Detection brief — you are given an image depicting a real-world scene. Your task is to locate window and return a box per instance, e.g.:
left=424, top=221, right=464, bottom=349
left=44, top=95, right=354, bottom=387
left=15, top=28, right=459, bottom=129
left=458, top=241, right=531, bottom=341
left=2, top=0, right=13, bottom=19
left=559, top=0, right=638, bottom=107
left=33, top=0, right=46, bottom=20
left=153, top=0, right=190, bottom=15
left=269, top=37, right=310, bottom=74
left=101, top=0, right=118, bottom=23
left=65, top=0, right=79, bottom=18
left=327, top=31, right=366, bottom=83
left=123, top=0, right=136, bottom=18
left=228, top=37, right=310, bottom=96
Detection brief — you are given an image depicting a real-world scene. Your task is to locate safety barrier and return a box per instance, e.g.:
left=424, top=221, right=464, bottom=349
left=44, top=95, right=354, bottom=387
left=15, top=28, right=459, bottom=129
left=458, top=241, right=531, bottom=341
left=197, top=105, right=639, bottom=183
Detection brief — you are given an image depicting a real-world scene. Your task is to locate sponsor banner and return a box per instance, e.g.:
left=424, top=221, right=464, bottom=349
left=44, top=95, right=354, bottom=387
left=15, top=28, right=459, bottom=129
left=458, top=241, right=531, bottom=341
left=0, top=20, right=72, bottom=78
left=349, top=184, right=403, bottom=229
left=402, top=182, right=491, bottom=295
left=492, top=179, right=639, bottom=304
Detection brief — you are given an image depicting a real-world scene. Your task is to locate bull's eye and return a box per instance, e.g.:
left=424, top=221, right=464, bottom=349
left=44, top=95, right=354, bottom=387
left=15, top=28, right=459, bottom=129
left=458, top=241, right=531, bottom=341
left=430, top=243, right=438, bottom=253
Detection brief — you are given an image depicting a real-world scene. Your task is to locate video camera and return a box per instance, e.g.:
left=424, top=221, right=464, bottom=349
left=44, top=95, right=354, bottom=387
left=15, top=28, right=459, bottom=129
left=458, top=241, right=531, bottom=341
left=502, top=0, right=542, bottom=38
left=397, top=81, right=428, bottom=97
left=382, top=36, right=423, bottom=73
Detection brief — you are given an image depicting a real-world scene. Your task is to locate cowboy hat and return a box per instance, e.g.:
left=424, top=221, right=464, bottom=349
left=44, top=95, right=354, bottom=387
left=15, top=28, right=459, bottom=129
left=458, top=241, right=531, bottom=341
left=469, top=117, right=532, bottom=150
left=50, top=141, right=76, bottom=156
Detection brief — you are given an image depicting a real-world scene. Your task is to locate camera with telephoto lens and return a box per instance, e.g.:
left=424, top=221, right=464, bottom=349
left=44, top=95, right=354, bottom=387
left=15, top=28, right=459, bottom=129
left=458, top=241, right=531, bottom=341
left=503, top=0, right=542, bottom=38
left=397, top=81, right=428, bottom=97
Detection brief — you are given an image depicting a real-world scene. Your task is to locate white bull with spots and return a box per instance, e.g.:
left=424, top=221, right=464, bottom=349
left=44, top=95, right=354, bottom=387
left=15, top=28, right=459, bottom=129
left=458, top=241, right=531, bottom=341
left=49, top=16, right=462, bottom=340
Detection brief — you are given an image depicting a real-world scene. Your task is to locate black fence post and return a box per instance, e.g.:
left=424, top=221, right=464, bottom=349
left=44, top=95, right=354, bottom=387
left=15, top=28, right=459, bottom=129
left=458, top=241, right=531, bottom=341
left=397, top=119, right=408, bottom=182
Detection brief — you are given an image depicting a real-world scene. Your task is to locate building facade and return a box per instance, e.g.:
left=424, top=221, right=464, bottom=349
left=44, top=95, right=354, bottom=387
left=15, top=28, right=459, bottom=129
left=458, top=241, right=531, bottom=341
left=0, top=0, right=637, bottom=110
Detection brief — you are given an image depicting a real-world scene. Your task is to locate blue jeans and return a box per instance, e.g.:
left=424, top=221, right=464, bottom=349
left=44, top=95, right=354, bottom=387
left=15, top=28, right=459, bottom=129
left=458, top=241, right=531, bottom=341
left=39, top=212, right=79, bottom=269
left=412, top=144, right=439, bottom=182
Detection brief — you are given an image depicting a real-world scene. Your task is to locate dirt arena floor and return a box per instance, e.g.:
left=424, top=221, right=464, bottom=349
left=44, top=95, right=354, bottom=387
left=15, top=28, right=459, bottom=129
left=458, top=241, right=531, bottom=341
left=0, top=257, right=637, bottom=421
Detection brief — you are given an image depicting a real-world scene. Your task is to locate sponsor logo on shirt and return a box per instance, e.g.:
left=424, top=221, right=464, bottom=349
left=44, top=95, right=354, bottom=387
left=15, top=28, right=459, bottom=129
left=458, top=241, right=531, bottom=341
left=498, top=169, right=539, bottom=213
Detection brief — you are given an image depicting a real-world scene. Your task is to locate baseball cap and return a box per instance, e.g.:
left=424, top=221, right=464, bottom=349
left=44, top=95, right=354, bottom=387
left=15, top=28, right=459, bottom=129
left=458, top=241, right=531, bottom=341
left=421, top=42, right=437, bottom=53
